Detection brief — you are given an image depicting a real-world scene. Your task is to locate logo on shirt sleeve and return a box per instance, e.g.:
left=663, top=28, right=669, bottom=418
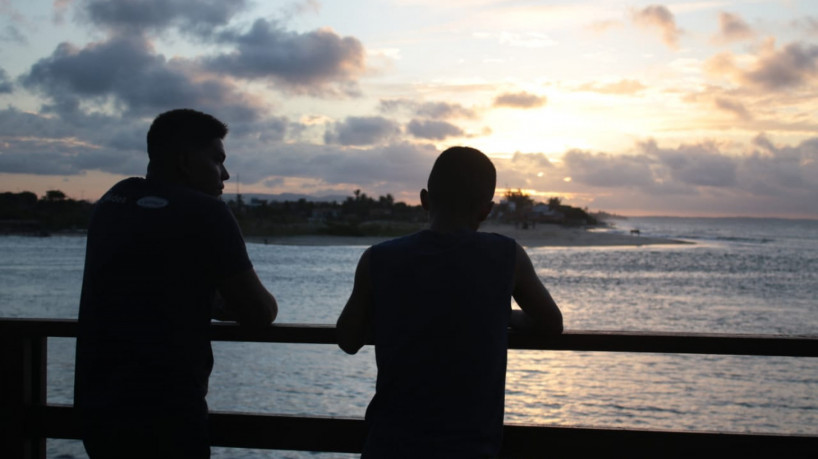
left=136, top=196, right=169, bottom=209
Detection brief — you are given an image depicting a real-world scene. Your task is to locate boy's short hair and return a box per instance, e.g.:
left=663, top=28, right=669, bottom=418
left=427, top=146, right=496, bottom=214
left=146, top=108, right=228, bottom=168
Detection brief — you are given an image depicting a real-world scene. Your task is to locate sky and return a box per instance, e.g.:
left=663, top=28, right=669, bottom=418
left=0, top=0, right=817, bottom=218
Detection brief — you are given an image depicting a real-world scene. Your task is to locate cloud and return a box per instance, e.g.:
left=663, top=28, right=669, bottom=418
left=493, top=91, right=546, bottom=109
left=745, top=41, right=818, bottom=90
left=642, top=139, right=738, bottom=187
left=713, top=97, right=751, bottom=120
left=0, top=24, right=26, bottom=44
left=323, top=116, right=400, bottom=146
left=406, top=119, right=464, bottom=140
left=576, top=79, right=646, bottom=95
left=632, top=5, right=682, bottom=49
left=21, top=36, right=261, bottom=119
left=562, top=149, right=656, bottom=188
left=510, top=152, right=554, bottom=169
left=705, top=40, right=818, bottom=92
left=0, top=107, right=147, bottom=176
left=227, top=141, right=440, bottom=195
left=587, top=20, right=623, bottom=34
left=379, top=99, right=477, bottom=120
left=206, top=19, right=366, bottom=96
left=790, top=16, right=818, bottom=37
left=78, top=0, right=248, bottom=35
left=553, top=137, right=817, bottom=202
left=713, top=12, right=754, bottom=44
left=0, top=68, right=12, bottom=93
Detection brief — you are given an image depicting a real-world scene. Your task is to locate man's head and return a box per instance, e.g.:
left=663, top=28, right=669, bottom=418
left=422, top=146, right=496, bottom=221
left=146, top=109, right=230, bottom=196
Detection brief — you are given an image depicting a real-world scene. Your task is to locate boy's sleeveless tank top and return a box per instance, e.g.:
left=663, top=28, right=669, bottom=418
left=365, top=229, right=516, bottom=458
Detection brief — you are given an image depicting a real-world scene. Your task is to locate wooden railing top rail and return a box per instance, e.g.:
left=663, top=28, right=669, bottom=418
left=2, top=317, right=817, bottom=458
left=1, top=317, right=816, bottom=357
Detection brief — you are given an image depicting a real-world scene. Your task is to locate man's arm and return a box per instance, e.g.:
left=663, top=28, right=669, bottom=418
left=511, top=243, right=563, bottom=334
left=336, top=248, right=373, bottom=354
left=216, top=268, right=278, bottom=327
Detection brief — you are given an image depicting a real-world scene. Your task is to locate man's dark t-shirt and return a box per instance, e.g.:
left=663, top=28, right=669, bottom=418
left=75, top=177, right=251, bottom=456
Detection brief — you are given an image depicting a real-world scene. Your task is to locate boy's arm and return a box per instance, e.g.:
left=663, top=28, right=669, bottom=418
left=215, top=268, right=278, bottom=327
left=336, top=248, right=374, bottom=354
left=511, top=243, right=563, bottom=334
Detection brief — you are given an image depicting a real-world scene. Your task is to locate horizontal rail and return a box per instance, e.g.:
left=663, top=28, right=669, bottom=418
left=1, top=318, right=816, bottom=357
left=2, top=318, right=817, bottom=458
left=35, top=405, right=818, bottom=458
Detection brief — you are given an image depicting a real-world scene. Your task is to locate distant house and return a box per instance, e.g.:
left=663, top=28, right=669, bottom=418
left=248, top=198, right=268, bottom=207
left=528, top=204, right=564, bottom=223
left=310, top=207, right=341, bottom=223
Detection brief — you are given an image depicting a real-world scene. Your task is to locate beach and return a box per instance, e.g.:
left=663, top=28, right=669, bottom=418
left=247, top=222, right=689, bottom=247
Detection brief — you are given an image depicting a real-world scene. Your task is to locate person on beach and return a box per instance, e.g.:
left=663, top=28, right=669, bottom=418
left=75, top=108, right=278, bottom=459
left=336, top=146, right=563, bottom=458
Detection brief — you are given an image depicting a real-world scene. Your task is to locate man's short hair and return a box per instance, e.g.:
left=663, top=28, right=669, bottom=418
left=147, top=109, right=228, bottom=167
left=427, top=146, right=496, bottom=213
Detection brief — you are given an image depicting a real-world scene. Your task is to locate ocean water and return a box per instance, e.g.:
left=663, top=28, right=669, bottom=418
left=0, top=217, right=816, bottom=458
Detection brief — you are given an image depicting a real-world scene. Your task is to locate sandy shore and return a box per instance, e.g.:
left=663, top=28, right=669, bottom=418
left=248, top=222, right=689, bottom=247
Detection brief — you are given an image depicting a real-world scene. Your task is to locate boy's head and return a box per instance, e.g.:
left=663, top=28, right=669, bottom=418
left=423, top=146, right=496, bottom=220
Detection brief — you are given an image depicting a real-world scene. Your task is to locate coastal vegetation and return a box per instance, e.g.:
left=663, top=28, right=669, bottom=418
left=0, top=190, right=92, bottom=235
left=0, top=189, right=600, bottom=237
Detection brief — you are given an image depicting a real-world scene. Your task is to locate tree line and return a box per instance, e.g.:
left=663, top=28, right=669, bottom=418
left=0, top=188, right=600, bottom=237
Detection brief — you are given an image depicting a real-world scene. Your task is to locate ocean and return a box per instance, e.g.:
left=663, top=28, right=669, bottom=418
left=1, top=216, right=816, bottom=458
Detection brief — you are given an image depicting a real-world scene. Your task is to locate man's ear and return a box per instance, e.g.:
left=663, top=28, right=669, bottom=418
left=175, top=150, right=193, bottom=179
left=477, top=200, right=494, bottom=223
left=420, top=189, right=430, bottom=211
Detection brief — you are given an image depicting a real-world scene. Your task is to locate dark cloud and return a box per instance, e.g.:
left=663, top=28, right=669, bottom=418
left=0, top=106, right=148, bottom=176
left=493, top=91, right=546, bottom=109
left=714, top=12, right=754, bottom=44
left=1, top=24, right=27, bottom=44
left=21, top=36, right=260, bottom=119
left=743, top=134, right=818, bottom=195
left=79, top=0, right=247, bottom=35
left=0, top=105, right=300, bottom=178
left=324, top=116, right=400, bottom=146
left=632, top=5, right=681, bottom=49
left=575, top=79, right=645, bottom=95
left=552, top=136, right=817, bottom=203
left=643, top=140, right=738, bottom=187
left=379, top=99, right=477, bottom=119
left=745, top=42, right=818, bottom=90
left=228, top=141, right=439, bottom=194
left=562, top=149, right=656, bottom=188
left=206, top=19, right=366, bottom=95
left=406, top=119, right=463, bottom=140
left=705, top=40, right=818, bottom=93
left=0, top=68, right=12, bottom=93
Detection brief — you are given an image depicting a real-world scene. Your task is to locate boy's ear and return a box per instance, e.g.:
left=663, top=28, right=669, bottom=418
left=477, top=201, right=494, bottom=222
left=420, top=189, right=430, bottom=211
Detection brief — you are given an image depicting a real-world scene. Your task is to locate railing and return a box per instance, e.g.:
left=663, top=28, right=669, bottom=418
left=1, top=318, right=816, bottom=458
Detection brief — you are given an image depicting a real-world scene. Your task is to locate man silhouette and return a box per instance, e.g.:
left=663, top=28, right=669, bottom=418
left=75, top=108, right=277, bottom=459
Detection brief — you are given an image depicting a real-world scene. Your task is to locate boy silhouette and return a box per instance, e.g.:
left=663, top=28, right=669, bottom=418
left=337, top=146, right=563, bottom=458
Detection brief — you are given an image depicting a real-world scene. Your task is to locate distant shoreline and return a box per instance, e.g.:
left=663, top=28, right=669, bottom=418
left=246, top=222, right=690, bottom=247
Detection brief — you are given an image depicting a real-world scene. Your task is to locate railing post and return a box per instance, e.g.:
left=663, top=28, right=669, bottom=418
left=1, top=333, right=47, bottom=459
